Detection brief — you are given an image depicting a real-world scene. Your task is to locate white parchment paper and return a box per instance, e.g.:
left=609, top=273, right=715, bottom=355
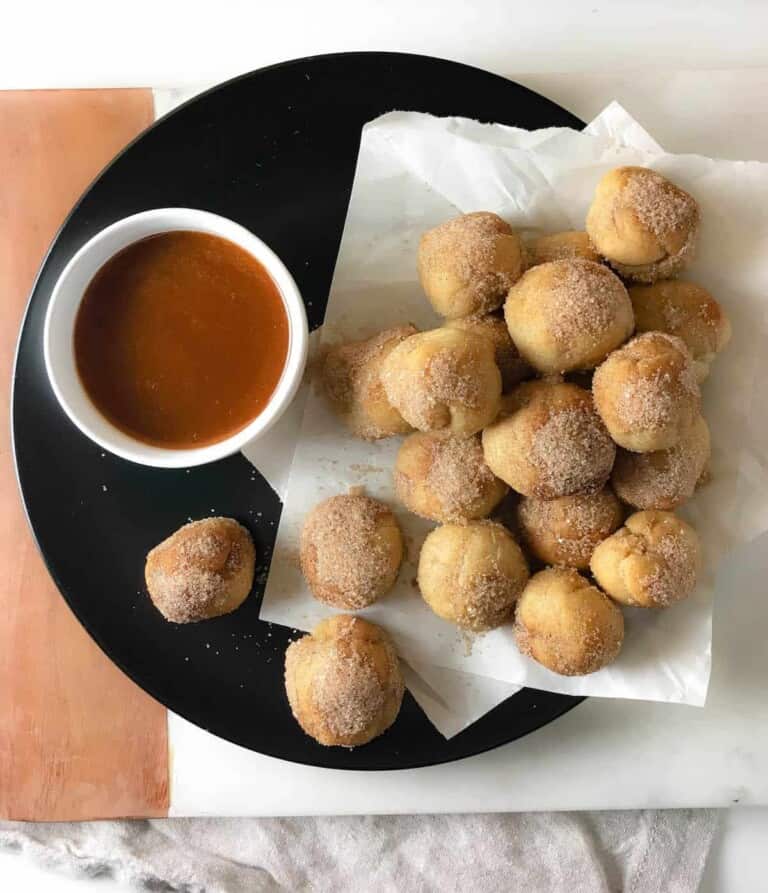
left=252, top=103, right=768, bottom=732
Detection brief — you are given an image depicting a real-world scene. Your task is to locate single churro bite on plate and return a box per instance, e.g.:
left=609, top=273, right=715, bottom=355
left=611, top=414, right=710, bottom=511
left=590, top=510, right=700, bottom=608
left=586, top=166, right=700, bottom=282
left=300, top=494, right=403, bottom=610
left=284, top=615, right=404, bottom=748
left=445, top=314, right=532, bottom=391
left=514, top=567, right=624, bottom=676
left=321, top=325, right=417, bottom=439
left=394, top=432, right=507, bottom=523
left=481, top=380, right=616, bottom=498
left=504, top=259, right=634, bottom=374
left=592, top=332, right=701, bottom=452
left=380, top=327, right=501, bottom=436
left=418, top=212, right=525, bottom=319
left=145, top=517, right=255, bottom=623
left=417, top=521, right=529, bottom=632
left=628, top=280, right=731, bottom=381
left=526, top=230, right=601, bottom=267
left=516, top=487, right=624, bottom=570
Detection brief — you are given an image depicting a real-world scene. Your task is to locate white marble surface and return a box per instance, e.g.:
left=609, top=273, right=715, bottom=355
left=159, top=66, right=768, bottom=817
left=4, top=1, right=768, bottom=89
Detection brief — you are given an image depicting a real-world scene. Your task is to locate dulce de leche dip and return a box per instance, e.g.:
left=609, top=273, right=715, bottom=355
left=74, top=231, right=289, bottom=448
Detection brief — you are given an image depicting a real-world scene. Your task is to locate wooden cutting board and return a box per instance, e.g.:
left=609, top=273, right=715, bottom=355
left=0, top=90, right=169, bottom=821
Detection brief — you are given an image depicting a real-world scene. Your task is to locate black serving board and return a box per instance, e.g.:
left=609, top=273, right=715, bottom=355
left=12, top=52, right=584, bottom=770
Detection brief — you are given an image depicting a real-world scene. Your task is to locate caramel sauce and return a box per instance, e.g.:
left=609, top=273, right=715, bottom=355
left=74, top=231, right=289, bottom=449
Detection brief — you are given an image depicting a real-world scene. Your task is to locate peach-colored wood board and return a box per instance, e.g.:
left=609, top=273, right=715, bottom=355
left=0, top=90, right=169, bottom=821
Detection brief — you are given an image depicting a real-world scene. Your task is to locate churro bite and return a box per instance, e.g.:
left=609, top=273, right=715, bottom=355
left=592, top=332, right=701, bottom=452
left=445, top=314, right=531, bottom=391
left=527, top=230, right=601, bottom=267
left=321, top=325, right=417, bottom=439
left=504, top=259, right=634, bottom=374
left=381, top=327, right=501, bottom=436
left=300, top=494, right=403, bottom=610
left=586, top=166, right=700, bottom=282
left=417, top=521, right=529, bottom=631
left=284, top=615, right=404, bottom=747
left=611, top=414, right=710, bottom=511
left=418, top=212, right=525, bottom=319
left=394, top=432, right=507, bottom=523
left=516, top=487, right=624, bottom=570
left=482, top=380, right=616, bottom=498
left=590, top=510, right=700, bottom=608
left=145, top=517, right=255, bottom=623
left=629, top=280, right=731, bottom=381
left=514, top=567, right=624, bottom=676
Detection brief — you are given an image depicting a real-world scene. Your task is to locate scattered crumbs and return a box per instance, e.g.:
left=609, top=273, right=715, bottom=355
left=350, top=463, right=384, bottom=476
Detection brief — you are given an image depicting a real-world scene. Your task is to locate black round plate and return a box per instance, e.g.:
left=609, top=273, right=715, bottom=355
left=13, top=52, right=585, bottom=770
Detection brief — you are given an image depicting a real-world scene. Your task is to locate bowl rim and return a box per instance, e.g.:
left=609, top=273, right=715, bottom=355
left=43, top=207, right=309, bottom=468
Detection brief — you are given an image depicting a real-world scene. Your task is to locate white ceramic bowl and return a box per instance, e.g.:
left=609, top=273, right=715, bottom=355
left=44, top=208, right=308, bottom=468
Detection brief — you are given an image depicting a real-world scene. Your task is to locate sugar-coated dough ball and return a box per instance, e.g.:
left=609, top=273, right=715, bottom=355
left=145, top=517, right=255, bottom=623
left=300, top=494, right=403, bottom=609
left=394, top=432, right=507, bottom=523
left=284, top=615, right=404, bottom=747
left=590, top=510, right=700, bottom=608
left=527, top=230, right=601, bottom=267
left=517, top=487, right=624, bottom=570
left=482, top=380, right=616, bottom=498
left=417, top=521, right=529, bottom=631
left=612, top=414, right=710, bottom=511
left=586, top=166, right=700, bottom=282
left=629, top=280, right=731, bottom=381
left=445, top=315, right=532, bottom=391
left=504, top=259, right=634, bottom=373
left=593, top=332, right=701, bottom=452
left=381, top=327, right=501, bottom=436
left=418, top=212, right=525, bottom=319
left=322, top=325, right=417, bottom=439
left=514, top=567, right=624, bottom=676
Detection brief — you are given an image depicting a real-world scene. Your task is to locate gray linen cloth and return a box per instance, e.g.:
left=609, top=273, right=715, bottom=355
left=0, top=810, right=717, bottom=892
